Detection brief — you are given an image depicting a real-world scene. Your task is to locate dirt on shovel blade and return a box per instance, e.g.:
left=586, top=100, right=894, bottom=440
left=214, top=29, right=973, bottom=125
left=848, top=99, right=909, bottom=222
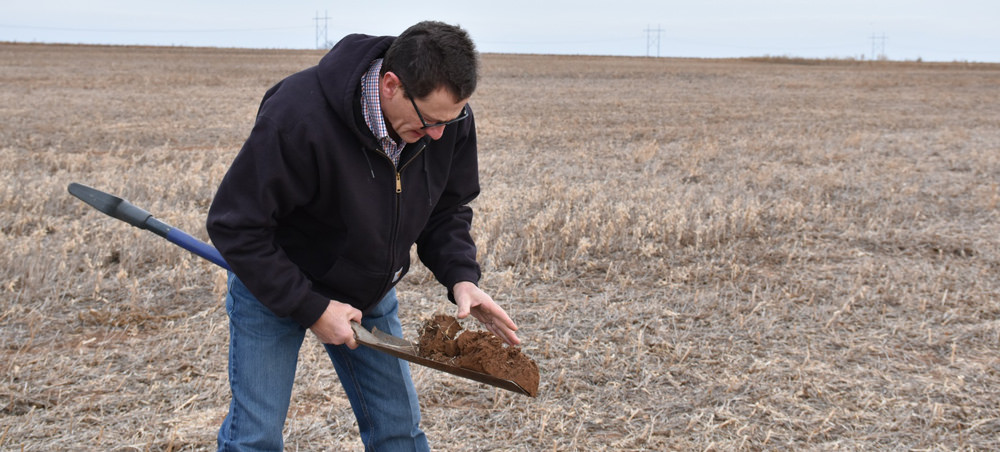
left=417, top=314, right=539, bottom=397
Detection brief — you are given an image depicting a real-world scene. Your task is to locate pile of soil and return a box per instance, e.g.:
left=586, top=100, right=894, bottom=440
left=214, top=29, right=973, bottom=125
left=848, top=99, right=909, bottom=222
left=417, top=314, right=539, bottom=397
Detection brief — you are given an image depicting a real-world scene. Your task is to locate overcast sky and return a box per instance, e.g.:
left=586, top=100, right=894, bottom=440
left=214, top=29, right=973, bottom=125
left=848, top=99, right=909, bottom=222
left=2, top=1, right=998, bottom=62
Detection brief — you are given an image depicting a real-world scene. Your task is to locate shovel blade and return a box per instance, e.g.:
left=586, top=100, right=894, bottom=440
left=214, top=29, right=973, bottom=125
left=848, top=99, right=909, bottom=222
left=350, top=323, right=533, bottom=396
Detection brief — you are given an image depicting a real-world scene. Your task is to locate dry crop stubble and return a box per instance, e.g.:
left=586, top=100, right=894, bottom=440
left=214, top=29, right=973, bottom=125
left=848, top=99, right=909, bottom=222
left=2, top=44, right=1000, bottom=450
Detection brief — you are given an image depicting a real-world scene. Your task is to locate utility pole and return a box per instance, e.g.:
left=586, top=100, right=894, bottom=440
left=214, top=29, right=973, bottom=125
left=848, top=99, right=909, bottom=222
left=315, top=10, right=330, bottom=49
left=644, top=24, right=663, bottom=57
left=870, top=33, right=887, bottom=60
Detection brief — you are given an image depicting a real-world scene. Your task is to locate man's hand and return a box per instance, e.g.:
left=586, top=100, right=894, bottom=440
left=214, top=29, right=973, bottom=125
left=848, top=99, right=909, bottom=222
left=309, top=300, right=363, bottom=349
left=453, top=281, right=521, bottom=346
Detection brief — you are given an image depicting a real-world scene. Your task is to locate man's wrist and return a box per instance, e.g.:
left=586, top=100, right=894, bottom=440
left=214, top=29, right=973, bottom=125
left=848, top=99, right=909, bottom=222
left=452, top=280, right=477, bottom=290
left=447, top=281, right=477, bottom=303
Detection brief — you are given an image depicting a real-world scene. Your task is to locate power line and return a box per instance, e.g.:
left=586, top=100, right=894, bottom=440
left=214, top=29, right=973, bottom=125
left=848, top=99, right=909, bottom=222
left=644, top=25, right=663, bottom=57
left=314, top=11, right=330, bottom=50
left=870, top=32, right=887, bottom=60
left=0, top=23, right=306, bottom=33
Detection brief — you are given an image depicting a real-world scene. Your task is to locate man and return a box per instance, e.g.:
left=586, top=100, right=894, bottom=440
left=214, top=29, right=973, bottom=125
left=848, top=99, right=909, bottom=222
left=206, top=21, right=520, bottom=451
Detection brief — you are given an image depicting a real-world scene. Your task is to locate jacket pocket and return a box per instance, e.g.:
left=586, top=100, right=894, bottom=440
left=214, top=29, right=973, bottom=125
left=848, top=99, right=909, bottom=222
left=317, top=257, right=390, bottom=309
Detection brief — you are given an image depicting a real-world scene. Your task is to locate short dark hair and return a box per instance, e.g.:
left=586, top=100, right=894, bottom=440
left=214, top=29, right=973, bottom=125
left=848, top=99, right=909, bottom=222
left=381, top=21, right=478, bottom=102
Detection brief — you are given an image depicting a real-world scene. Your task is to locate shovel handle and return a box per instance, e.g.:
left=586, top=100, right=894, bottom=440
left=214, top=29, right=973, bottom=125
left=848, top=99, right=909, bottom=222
left=163, top=225, right=230, bottom=270
left=68, top=182, right=231, bottom=271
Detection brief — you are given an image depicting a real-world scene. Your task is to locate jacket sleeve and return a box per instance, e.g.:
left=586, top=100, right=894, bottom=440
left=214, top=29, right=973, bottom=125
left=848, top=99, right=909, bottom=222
left=416, top=111, right=483, bottom=298
left=206, top=115, right=331, bottom=327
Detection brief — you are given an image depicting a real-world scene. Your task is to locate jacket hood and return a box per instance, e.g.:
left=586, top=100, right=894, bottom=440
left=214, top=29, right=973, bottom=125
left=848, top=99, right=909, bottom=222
left=316, top=33, right=395, bottom=143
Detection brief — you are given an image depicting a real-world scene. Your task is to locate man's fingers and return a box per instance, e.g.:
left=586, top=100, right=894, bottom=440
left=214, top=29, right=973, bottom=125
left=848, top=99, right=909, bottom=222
left=471, top=307, right=518, bottom=332
left=349, top=310, right=363, bottom=324
left=497, top=325, right=521, bottom=346
left=451, top=282, right=521, bottom=345
left=309, top=301, right=366, bottom=347
left=477, top=312, right=520, bottom=346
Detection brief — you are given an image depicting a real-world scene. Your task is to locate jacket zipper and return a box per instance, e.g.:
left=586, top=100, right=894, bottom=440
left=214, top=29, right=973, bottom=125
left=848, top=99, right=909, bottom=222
left=394, top=142, right=428, bottom=194
left=368, top=141, right=428, bottom=299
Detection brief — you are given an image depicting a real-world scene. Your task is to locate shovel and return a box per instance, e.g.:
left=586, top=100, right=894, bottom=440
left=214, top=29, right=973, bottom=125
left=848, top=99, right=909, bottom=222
left=68, top=182, right=533, bottom=396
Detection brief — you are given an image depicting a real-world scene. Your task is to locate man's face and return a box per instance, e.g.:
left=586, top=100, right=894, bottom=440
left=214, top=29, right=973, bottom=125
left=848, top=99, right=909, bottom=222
left=380, top=72, right=469, bottom=143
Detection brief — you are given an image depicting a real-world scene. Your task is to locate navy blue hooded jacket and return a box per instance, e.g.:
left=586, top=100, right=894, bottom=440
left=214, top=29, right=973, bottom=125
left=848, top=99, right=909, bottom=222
left=207, top=34, right=482, bottom=328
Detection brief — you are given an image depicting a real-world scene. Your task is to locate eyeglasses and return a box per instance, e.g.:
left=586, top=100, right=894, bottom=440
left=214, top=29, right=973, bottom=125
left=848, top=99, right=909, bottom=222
left=404, top=86, right=469, bottom=129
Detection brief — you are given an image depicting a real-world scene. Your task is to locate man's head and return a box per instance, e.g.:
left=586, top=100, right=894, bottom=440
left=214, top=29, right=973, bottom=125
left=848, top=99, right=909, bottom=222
left=381, top=21, right=478, bottom=102
left=378, top=21, right=478, bottom=143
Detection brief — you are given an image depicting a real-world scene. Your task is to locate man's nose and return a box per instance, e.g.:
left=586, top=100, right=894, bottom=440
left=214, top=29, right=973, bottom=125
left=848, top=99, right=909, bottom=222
left=425, top=126, right=445, bottom=141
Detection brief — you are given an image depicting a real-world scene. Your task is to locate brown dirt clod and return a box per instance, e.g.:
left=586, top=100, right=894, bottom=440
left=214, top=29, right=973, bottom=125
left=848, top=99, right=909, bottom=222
left=417, top=314, right=539, bottom=397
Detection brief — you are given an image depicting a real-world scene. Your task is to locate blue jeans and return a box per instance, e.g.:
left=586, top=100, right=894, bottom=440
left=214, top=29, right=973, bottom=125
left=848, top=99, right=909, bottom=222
left=218, top=273, right=429, bottom=451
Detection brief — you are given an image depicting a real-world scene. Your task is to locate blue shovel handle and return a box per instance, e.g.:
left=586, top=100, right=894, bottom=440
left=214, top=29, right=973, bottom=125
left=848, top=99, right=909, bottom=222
left=68, top=182, right=231, bottom=271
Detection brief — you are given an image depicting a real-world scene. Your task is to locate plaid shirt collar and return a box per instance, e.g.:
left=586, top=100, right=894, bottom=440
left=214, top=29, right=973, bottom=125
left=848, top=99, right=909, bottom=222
left=360, top=58, right=404, bottom=166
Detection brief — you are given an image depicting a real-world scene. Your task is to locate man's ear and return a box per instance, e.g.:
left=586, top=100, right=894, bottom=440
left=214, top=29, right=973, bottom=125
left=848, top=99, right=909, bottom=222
left=381, top=71, right=402, bottom=98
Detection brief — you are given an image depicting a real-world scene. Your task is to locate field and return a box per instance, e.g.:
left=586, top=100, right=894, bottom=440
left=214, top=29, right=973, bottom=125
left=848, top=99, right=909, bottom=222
left=2, top=42, right=999, bottom=450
